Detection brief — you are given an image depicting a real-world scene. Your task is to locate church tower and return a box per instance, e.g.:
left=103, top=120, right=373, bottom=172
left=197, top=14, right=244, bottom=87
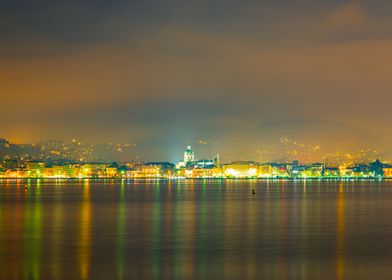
left=184, top=145, right=194, bottom=163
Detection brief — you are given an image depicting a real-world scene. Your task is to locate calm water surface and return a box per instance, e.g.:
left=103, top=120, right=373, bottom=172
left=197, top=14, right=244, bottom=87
left=1, top=179, right=392, bottom=280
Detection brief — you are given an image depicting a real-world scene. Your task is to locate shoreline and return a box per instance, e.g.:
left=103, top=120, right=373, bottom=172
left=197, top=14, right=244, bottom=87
left=0, top=177, right=390, bottom=181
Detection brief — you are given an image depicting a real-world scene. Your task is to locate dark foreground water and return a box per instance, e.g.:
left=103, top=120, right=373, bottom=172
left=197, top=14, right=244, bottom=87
left=1, top=179, right=392, bottom=280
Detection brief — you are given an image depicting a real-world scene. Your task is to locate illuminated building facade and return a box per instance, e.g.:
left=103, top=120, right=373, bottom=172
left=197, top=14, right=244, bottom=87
left=0, top=148, right=391, bottom=179
left=222, top=162, right=258, bottom=178
left=323, top=167, right=340, bottom=177
left=184, top=145, right=194, bottom=163
left=105, top=167, right=118, bottom=177
left=290, top=163, right=324, bottom=178
left=25, top=161, right=46, bottom=177
left=257, top=164, right=273, bottom=177
left=136, top=165, right=161, bottom=178
left=383, top=166, right=392, bottom=178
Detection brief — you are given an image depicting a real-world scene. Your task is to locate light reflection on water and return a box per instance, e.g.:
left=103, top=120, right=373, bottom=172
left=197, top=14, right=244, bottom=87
left=0, top=179, right=392, bottom=279
left=79, top=179, right=91, bottom=280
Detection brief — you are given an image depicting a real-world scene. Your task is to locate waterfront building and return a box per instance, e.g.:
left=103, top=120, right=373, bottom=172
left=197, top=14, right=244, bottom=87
left=137, top=165, right=161, bottom=177
left=26, top=161, right=46, bottom=177
left=2, top=159, right=18, bottom=170
left=80, top=163, right=108, bottom=177
left=43, top=167, right=55, bottom=177
left=307, top=163, right=324, bottom=177
left=195, top=159, right=215, bottom=168
left=291, top=163, right=324, bottom=178
left=323, top=167, right=340, bottom=177
left=184, top=145, right=194, bottom=163
left=187, top=162, right=221, bottom=178
left=52, top=165, right=66, bottom=177
left=192, top=167, right=215, bottom=178
left=352, top=164, right=373, bottom=177
left=80, top=164, right=93, bottom=177
left=2, top=169, right=26, bottom=178
left=270, top=164, right=290, bottom=177
left=257, top=164, right=273, bottom=177
left=144, top=162, right=175, bottom=177
left=105, top=167, right=118, bottom=177
left=176, top=167, right=186, bottom=177
left=339, top=166, right=352, bottom=177
left=52, top=164, right=80, bottom=178
left=221, top=161, right=258, bottom=178
left=1, top=150, right=392, bottom=179
left=65, top=164, right=79, bottom=177
left=383, top=165, right=392, bottom=178
left=369, top=160, right=384, bottom=177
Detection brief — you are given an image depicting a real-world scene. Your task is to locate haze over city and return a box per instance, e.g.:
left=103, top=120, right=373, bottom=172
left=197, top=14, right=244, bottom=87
left=1, top=0, right=391, bottom=161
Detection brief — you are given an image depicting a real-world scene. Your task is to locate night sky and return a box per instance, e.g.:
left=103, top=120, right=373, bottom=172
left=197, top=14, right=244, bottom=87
left=1, top=0, right=391, bottom=161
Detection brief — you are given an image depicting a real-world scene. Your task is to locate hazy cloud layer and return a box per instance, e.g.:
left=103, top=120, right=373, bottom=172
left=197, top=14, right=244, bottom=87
left=0, top=0, right=391, bottom=160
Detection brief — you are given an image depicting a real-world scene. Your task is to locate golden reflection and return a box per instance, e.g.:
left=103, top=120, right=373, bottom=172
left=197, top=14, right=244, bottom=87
left=116, top=180, right=126, bottom=280
left=23, top=180, right=42, bottom=280
left=300, top=180, right=308, bottom=280
left=197, top=183, right=208, bottom=278
left=336, top=183, right=345, bottom=280
left=162, top=181, right=173, bottom=278
left=172, top=184, right=184, bottom=278
left=51, top=182, right=64, bottom=279
left=279, top=184, right=288, bottom=280
left=246, top=182, right=257, bottom=279
left=167, top=179, right=171, bottom=192
left=1, top=180, right=27, bottom=278
left=182, top=181, right=196, bottom=277
left=79, top=179, right=91, bottom=280
left=223, top=181, right=235, bottom=279
left=149, top=180, right=162, bottom=278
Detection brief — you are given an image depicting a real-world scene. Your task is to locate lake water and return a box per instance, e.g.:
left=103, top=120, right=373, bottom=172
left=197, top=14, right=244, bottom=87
left=1, top=179, right=392, bottom=279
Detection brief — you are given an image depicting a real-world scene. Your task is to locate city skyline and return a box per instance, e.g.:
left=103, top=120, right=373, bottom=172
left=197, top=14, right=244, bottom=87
left=0, top=137, right=390, bottom=164
left=1, top=143, right=392, bottom=180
